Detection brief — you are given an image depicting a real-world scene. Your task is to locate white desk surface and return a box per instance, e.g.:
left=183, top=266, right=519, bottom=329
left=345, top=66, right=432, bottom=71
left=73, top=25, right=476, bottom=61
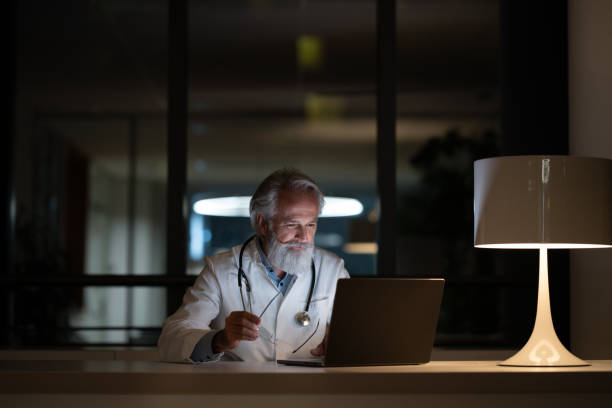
left=1, top=360, right=611, bottom=394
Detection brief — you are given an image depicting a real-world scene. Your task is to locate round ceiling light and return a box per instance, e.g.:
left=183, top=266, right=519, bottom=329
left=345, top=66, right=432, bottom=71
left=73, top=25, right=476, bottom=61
left=193, top=196, right=363, bottom=217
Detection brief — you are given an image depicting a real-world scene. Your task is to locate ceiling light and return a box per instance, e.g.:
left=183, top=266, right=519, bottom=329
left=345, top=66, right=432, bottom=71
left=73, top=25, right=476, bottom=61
left=193, top=196, right=363, bottom=217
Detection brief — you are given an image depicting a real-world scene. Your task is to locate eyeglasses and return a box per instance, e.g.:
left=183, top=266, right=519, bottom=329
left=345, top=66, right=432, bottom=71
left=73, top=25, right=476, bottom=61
left=258, top=317, right=320, bottom=354
left=253, top=293, right=321, bottom=354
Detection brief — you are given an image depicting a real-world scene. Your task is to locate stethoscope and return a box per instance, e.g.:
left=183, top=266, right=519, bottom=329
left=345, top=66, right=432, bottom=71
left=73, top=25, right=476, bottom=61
left=238, top=235, right=315, bottom=327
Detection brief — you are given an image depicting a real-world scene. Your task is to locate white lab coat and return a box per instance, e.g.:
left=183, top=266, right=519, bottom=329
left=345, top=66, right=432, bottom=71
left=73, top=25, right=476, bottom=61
left=158, top=238, right=349, bottom=362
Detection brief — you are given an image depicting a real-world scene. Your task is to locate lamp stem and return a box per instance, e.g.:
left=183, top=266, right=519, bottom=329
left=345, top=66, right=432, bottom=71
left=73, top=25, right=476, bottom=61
left=499, top=248, right=589, bottom=366
left=533, top=248, right=555, bottom=335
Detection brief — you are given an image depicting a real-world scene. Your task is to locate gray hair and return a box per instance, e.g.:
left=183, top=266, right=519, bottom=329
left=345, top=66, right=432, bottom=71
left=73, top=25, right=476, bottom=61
left=249, top=168, right=324, bottom=235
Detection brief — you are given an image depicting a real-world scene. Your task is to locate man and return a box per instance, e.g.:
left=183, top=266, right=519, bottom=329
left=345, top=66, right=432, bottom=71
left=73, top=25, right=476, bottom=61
left=158, top=168, right=350, bottom=362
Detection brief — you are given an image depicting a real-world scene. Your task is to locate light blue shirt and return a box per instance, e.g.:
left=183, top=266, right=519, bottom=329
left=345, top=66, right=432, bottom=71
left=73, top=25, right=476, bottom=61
left=190, top=238, right=294, bottom=362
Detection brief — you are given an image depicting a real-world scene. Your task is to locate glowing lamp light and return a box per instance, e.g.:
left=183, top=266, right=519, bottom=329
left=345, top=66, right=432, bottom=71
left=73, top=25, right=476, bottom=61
left=343, top=242, right=378, bottom=254
left=193, top=196, right=363, bottom=218
left=474, top=156, right=612, bottom=367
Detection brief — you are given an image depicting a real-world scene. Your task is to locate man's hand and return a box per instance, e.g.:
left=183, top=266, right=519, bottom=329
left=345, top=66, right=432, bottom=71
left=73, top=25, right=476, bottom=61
left=310, top=332, right=328, bottom=357
left=212, top=311, right=261, bottom=353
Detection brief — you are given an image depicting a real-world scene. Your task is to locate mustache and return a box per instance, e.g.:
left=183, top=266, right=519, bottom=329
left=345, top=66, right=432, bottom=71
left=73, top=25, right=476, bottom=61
left=281, top=241, right=314, bottom=249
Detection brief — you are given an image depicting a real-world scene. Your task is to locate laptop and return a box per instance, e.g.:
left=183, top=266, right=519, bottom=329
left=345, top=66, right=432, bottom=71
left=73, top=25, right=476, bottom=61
left=277, top=277, right=445, bottom=367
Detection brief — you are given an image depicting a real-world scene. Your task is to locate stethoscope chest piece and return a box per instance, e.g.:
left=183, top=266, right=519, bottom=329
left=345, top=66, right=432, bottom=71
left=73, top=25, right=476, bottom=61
left=295, top=311, right=311, bottom=327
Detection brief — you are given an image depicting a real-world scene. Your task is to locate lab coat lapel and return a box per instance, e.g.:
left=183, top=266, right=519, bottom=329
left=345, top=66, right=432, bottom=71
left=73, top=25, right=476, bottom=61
left=236, top=238, right=282, bottom=314
left=275, top=267, right=315, bottom=352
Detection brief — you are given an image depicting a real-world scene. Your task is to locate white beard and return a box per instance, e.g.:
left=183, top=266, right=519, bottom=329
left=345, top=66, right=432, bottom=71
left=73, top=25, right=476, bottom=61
left=265, top=234, right=314, bottom=277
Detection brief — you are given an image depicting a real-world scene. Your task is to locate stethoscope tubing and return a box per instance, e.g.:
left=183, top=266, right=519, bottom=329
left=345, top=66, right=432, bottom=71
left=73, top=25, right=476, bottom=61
left=237, top=235, right=315, bottom=324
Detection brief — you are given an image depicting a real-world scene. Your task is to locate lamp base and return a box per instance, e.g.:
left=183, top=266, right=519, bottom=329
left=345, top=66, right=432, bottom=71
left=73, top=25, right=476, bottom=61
left=498, top=335, right=590, bottom=367
left=498, top=248, right=590, bottom=367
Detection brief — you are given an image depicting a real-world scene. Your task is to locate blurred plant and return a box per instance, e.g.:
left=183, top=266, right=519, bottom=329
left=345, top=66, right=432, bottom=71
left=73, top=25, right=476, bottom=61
left=398, top=128, right=500, bottom=275
left=397, top=129, right=502, bottom=344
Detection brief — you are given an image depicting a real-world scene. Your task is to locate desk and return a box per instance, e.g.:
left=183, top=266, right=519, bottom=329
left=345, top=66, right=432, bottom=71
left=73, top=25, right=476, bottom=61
left=1, top=360, right=611, bottom=407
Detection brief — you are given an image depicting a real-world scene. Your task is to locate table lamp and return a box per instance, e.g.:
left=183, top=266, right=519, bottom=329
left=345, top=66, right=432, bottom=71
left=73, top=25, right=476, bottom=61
left=474, top=155, right=612, bottom=366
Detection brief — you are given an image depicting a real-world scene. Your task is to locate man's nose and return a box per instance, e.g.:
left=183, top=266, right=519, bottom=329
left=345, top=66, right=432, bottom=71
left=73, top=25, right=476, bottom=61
left=295, top=225, right=309, bottom=242
left=295, top=225, right=305, bottom=239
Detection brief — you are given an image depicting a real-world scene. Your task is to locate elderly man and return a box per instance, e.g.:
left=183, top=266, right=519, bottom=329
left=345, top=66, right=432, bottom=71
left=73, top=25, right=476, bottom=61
left=158, top=168, right=350, bottom=362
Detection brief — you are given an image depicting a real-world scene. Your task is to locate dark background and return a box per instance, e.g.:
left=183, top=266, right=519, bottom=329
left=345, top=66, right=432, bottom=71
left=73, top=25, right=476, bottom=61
left=3, top=0, right=570, bottom=349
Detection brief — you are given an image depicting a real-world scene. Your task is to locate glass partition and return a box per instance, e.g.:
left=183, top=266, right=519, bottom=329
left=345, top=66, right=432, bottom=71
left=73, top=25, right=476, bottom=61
left=187, top=0, right=378, bottom=277
left=395, top=0, right=515, bottom=346
left=11, top=0, right=168, bottom=345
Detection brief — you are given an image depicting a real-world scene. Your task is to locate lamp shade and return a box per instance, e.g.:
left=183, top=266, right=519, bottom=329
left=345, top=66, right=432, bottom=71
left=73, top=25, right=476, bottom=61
left=474, top=156, right=612, bottom=248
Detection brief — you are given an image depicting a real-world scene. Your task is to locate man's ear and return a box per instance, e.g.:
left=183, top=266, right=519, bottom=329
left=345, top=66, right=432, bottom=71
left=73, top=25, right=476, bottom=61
left=256, top=214, right=269, bottom=237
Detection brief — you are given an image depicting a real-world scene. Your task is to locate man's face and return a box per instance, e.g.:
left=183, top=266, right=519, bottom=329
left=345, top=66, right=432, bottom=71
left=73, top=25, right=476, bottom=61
left=268, top=189, right=319, bottom=246
left=257, top=189, right=319, bottom=274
